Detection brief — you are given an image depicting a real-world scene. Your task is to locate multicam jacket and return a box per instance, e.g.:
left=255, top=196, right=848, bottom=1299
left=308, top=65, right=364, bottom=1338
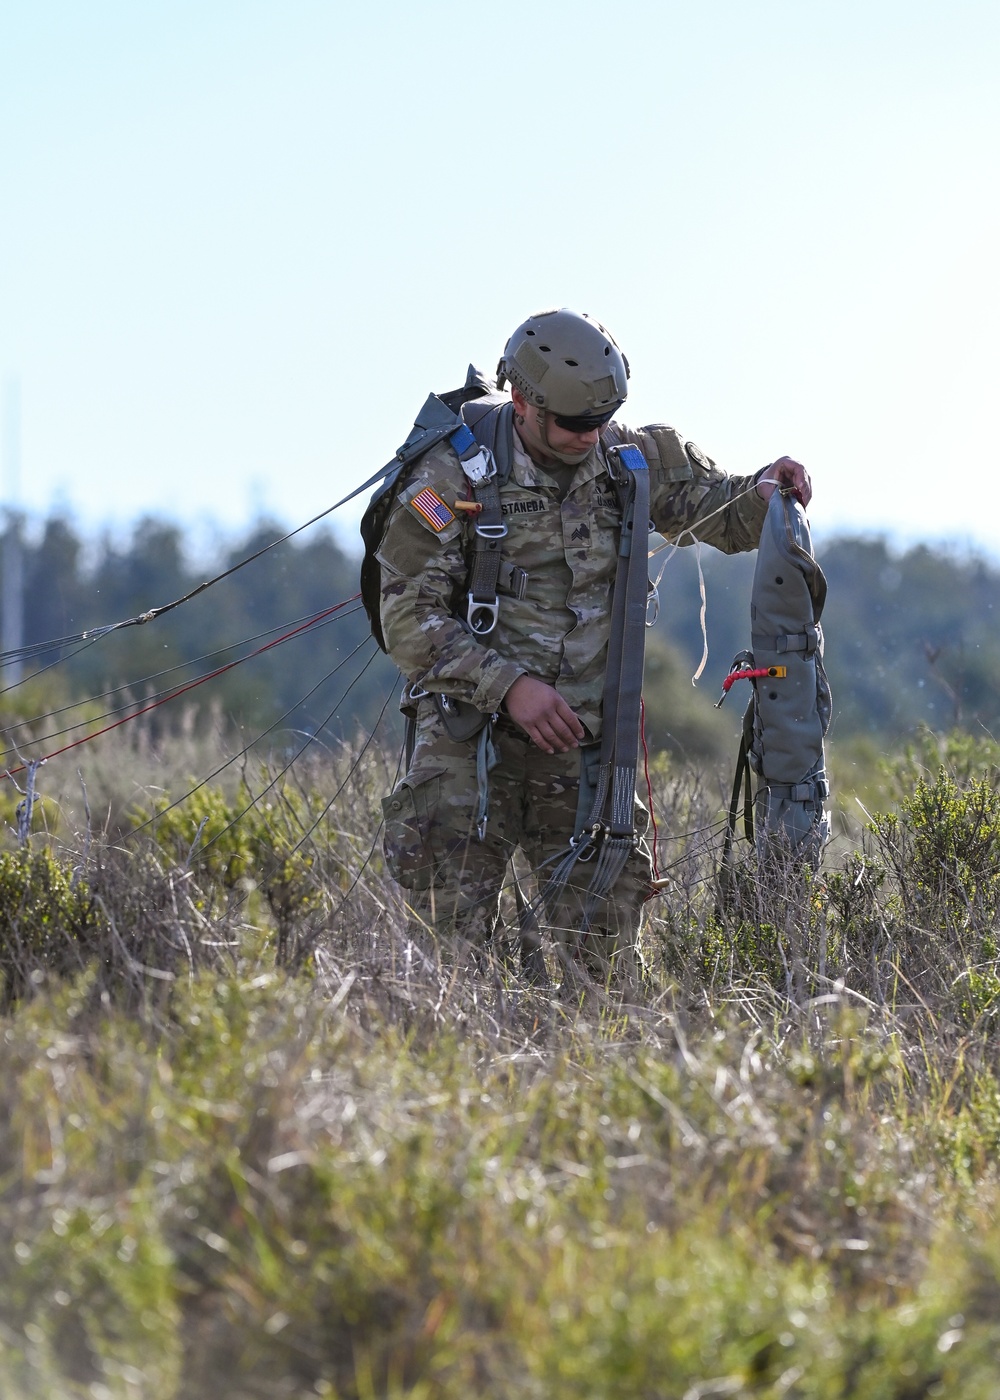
left=377, top=419, right=769, bottom=739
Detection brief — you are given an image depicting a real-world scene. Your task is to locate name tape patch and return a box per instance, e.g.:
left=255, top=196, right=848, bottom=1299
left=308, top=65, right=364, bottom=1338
left=502, top=498, right=548, bottom=517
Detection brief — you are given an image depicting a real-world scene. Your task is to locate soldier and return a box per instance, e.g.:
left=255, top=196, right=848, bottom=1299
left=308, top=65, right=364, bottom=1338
left=376, top=309, right=810, bottom=989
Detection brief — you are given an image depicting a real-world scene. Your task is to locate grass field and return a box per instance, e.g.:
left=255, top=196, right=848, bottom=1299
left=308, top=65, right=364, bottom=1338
left=0, top=726, right=999, bottom=1398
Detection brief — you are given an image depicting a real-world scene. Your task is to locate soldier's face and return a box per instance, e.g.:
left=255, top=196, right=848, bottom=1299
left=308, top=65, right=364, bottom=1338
left=511, top=390, right=600, bottom=466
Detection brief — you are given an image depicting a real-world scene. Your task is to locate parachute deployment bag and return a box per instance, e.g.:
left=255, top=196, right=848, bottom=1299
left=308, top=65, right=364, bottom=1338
left=720, top=487, right=832, bottom=887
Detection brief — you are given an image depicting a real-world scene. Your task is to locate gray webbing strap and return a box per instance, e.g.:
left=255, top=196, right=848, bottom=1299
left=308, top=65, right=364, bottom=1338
left=540, top=444, right=651, bottom=923
left=589, top=447, right=651, bottom=835
left=466, top=469, right=507, bottom=637
left=718, top=700, right=755, bottom=906
left=454, top=404, right=515, bottom=639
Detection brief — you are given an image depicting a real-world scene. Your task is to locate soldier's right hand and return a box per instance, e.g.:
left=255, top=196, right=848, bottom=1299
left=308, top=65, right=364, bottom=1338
left=503, top=676, right=585, bottom=754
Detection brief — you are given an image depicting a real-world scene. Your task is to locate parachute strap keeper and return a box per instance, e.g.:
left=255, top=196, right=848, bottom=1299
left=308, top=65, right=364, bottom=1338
left=752, top=625, right=821, bottom=656
left=767, top=777, right=830, bottom=803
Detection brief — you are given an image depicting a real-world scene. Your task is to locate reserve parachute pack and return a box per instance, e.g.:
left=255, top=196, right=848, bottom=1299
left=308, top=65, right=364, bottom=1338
left=719, top=487, right=832, bottom=889
left=360, top=366, right=515, bottom=653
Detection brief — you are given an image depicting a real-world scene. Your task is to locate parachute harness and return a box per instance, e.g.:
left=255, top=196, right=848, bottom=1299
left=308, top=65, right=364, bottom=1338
left=538, top=443, right=651, bottom=926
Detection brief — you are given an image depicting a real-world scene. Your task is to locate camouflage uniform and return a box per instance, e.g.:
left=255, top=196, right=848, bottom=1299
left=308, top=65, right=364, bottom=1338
left=378, top=417, right=768, bottom=978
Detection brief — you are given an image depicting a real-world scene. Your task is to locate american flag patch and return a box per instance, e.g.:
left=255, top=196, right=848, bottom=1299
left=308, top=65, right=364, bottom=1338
left=409, top=488, right=456, bottom=532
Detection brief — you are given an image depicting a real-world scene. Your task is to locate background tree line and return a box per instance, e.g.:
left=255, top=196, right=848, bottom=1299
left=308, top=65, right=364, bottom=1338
left=3, top=512, right=997, bottom=763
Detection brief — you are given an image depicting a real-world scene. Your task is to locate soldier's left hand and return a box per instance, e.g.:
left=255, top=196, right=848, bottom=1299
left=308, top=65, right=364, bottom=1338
left=756, top=456, right=811, bottom=507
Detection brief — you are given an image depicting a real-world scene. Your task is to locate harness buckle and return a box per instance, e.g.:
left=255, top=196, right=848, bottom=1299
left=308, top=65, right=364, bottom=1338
left=570, top=825, right=603, bottom=863
left=474, top=520, right=507, bottom=540
left=605, top=446, right=633, bottom=485
left=404, top=680, right=431, bottom=703
left=467, top=596, right=500, bottom=636
left=460, top=446, right=496, bottom=487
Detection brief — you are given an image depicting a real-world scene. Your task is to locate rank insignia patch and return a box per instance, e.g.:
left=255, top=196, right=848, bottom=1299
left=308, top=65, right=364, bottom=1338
left=409, top=488, right=456, bottom=532
left=685, top=441, right=710, bottom=470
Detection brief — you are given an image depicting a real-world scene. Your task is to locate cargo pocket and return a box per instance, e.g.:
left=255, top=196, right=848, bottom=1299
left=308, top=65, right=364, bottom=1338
left=380, top=771, right=443, bottom=890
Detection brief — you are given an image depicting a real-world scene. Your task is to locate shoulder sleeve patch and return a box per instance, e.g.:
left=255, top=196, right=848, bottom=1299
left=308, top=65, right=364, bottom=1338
left=407, top=488, right=456, bottom=532
left=685, top=441, right=711, bottom=470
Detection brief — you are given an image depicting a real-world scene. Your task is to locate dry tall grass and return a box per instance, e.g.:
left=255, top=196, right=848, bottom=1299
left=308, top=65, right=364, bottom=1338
left=0, top=725, right=999, bottom=1397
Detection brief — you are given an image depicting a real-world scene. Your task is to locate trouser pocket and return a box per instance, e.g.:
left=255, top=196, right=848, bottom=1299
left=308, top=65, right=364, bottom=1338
left=381, top=772, right=442, bottom=890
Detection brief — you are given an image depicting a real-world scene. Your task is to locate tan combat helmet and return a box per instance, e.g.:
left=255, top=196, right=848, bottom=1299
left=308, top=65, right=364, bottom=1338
left=496, top=308, right=630, bottom=426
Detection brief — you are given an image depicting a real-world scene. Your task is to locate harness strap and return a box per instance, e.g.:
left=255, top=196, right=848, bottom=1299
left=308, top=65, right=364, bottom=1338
left=538, top=444, right=652, bottom=925
left=451, top=408, right=515, bottom=638
left=466, top=476, right=506, bottom=636
left=572, top=742, right=603, bottom=841
left=590, top=443, right=650, bottom=823
left=718, top=702, right=755, bottom=905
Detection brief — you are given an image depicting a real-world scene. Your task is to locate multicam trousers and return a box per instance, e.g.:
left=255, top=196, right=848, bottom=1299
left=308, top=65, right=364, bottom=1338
left=381, top=699, right=652, bottom=987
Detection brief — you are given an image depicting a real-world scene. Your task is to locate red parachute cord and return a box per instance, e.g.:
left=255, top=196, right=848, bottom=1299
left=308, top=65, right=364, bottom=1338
left=639, top=695, right=661, bottom=882
left=2, top=594, right=362, bottom=781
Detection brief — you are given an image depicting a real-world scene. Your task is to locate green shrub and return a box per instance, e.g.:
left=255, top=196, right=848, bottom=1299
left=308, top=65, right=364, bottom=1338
left=139, top=781, right=334, bottom=966
left=871, top=766, right=1000, bottom=932
left=0, top=848, right=106, bottom=1004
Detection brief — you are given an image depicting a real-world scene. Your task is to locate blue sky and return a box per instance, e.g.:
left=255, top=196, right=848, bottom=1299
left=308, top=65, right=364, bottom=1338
left=2, top=0, right=998, bottom=559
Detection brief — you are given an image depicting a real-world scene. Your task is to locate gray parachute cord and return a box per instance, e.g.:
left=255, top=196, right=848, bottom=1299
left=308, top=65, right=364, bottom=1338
left=581, top=836, right=634, bottom=931
left=104, top=462, right=399, bottom=637
left=0, top=604, right=362, bottom=769
left=130, top=634, right=376, bottom=838
left=538, top=843, right=591, bottom=922
left=0, top=455, right=401, bottom=676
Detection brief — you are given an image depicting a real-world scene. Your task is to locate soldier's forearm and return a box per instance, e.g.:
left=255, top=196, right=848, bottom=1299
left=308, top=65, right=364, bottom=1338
left=381, top=587, right=523, bottom=713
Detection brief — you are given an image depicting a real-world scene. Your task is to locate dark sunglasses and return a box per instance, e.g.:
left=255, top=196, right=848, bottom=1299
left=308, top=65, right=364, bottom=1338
left=552, top=405, right=619, bottom=433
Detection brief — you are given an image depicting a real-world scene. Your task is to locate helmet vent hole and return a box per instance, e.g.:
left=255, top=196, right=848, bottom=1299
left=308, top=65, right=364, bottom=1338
left=565, top=358, right=578, bottom=366
left=526, top=329, right=536, bottom=336
left=539, top=344, right=551, bottom=352
left=604, top=346, right=610, bottom=355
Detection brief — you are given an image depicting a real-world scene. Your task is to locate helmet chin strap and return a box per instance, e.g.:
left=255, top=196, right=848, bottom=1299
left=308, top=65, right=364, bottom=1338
left=535, top=408, right=592, bottom=468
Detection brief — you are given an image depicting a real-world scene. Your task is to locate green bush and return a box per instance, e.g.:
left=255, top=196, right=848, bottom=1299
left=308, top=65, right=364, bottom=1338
left=0, top=849, right=106, bottom=1004
left=875, top=766, right=1000, bottom=930
left=139, top=781, right=334, bottom=966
